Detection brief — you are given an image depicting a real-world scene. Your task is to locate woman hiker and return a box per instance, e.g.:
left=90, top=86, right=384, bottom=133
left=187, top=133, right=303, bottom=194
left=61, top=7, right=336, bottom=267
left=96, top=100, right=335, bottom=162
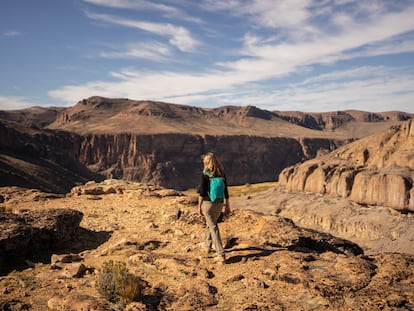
left=198, top=152, right=231, bottom=264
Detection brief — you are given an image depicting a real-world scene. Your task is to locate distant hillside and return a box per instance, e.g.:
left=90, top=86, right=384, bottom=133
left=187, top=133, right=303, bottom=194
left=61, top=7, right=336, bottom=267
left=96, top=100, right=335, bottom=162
left=273, top=110, right=412, bottom=138
left=0, top=106, right=65, bottom=129
left=0, top=96, right=403, bottom=139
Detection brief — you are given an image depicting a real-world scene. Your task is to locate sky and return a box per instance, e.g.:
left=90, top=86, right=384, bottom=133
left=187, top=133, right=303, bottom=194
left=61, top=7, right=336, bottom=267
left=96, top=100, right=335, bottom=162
left=1, top=0, right=414, bottom=112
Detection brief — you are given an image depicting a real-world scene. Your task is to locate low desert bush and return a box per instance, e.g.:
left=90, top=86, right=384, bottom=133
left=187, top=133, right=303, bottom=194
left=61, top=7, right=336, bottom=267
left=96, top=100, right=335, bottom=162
left=96, top=260, right=145, bottom=304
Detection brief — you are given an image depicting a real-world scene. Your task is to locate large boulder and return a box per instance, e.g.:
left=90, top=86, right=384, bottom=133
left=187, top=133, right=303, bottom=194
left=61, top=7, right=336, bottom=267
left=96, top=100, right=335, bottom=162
left=0, top=208, right=83, bottom=263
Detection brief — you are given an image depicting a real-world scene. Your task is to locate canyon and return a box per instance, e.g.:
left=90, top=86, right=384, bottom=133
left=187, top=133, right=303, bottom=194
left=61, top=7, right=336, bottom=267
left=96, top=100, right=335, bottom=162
left=1, top=96, right=411, bottom=194
left=1, top=96, right=414, bottom=310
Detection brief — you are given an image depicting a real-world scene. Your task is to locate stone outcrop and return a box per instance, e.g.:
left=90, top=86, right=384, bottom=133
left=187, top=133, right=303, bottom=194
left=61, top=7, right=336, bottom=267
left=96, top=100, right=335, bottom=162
left=0, top=208, right=83, bottom=265
left=279, top=119, right=414, bottom=211
left=234, top=186, right=414, bottom=255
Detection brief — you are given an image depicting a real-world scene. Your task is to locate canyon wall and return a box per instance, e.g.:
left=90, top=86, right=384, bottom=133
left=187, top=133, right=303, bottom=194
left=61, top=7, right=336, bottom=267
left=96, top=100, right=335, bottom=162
left=78, top=133, right=344, bottom=190
left=0, top=122, right=103, bottom=193
left=274, top=110, right=412, bottom=131
left=279, top=119, right=414, bottom=211
left=0, top=121, right=345, bottom=192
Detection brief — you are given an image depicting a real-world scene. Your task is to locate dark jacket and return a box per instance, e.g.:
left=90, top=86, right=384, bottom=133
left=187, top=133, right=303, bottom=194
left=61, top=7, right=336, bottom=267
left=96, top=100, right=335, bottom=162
left=198, top=172, right=229, bottom=201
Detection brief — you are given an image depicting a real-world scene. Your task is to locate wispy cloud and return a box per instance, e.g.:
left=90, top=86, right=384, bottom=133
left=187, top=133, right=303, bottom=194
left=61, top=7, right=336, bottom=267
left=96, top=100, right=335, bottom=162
left=228, top=66, right=414, bottom=112
left=48, top=1, right=414, bottom=112
left=0, top=96, right=35, bottom=110
left=85, top=11, right=200, bottom=52
left=2, top=30, right=22, bottom=37
left=48, top=68, right=243, bottom=104
left=98, top=41, right=172, bottom=61
left=48, top=64, right=414, bottom=113
left=223, top=3, right=414, bottom=70
left=82, top=0, right=202, bottom=23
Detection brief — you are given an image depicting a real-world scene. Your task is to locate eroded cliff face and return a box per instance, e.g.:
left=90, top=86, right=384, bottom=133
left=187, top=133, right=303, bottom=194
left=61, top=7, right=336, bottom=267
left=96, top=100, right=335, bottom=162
left=274, top=110, right=412, bottom=131
left=0, top=119, right=344, bottom=192
left=78, top=133, right=344, bottom=190
left=279, top=119, right=414, bottom=211
left=0, top=121, right=103, bottom=193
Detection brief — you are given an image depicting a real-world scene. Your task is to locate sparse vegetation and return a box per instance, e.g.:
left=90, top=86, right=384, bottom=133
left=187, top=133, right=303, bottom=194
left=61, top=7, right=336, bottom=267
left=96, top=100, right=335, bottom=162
left=183, top=181, right=278, bottom=197
left=96, top=260, right=145, bottom=304
left=229, top=181, right=278, bottom=197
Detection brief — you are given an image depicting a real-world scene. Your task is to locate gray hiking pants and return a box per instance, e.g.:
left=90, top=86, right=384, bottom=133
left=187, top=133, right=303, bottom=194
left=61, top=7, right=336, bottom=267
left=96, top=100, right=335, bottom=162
left=202, top=200, right=225, bottom=257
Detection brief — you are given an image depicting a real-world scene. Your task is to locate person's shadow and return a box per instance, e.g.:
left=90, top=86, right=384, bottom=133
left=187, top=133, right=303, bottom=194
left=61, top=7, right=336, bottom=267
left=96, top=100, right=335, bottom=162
left=223, top=235, right=363, bottom=264
left=225, top=246, right=280, bottom=264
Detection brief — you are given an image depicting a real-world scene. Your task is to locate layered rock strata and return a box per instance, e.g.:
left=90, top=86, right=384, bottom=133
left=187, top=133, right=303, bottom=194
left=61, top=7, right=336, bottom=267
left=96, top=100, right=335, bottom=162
left=280, top=119, right=414, bottom=211
left=0, top=120, right=344, bottom=192
left=79, top=133, right=343, bottom=190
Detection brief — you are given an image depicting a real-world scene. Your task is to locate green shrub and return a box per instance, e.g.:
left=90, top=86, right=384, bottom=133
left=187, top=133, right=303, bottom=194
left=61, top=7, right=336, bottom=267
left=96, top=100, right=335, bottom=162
left=96, top=260, right=144, bottom=303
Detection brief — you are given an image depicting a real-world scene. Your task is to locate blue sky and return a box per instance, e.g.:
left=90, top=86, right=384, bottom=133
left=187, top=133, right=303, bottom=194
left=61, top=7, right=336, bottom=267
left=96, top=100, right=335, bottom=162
left=1, top=0, right=414, bottom=112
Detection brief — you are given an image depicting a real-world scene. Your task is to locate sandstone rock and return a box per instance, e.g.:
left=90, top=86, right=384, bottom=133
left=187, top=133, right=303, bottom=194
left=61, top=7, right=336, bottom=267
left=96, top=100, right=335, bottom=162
left=159, top=279, right=218, bottom=310
left=0, top=299, right=31, bottom=311
left=125, top=301, right=147, bottom=311
left=22, top=208, right=83, bottom=248
left=280, top=119, right=414, bottom=211
left=0, top=209, right=83, bottom=267
left=256, top=213, right=363, bottom=256
left=47, top=294, right=111, bottom=311
left=234, top=186, right=414, bottom=257
left=71, top=180, right=120, bottom=196
left=60, top=263, right=88, bottom=278
left=349, top=170, right=413, bottom=210
left=51, top=253, right=83, bottom=265
left=156, top=189, right=182, bottom=197
left=0, top=212, right=33, bottom=259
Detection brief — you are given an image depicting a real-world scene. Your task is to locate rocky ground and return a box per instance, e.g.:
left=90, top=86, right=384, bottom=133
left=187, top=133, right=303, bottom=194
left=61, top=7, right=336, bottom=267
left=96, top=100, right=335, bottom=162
left=1, top=179, right=414, bottom=310
left=233, top=186, right=414, bottom=256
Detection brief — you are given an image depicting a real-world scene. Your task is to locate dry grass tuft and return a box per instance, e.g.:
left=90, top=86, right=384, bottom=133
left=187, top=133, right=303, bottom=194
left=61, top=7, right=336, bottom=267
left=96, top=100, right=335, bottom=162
left=96, top=260, right=145, bottom=304
left=229, top=182, right=278, bottom=197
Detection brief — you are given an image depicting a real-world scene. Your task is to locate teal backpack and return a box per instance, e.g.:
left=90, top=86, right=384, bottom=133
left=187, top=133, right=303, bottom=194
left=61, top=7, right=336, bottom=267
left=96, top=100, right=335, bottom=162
left=205, top=171, right=225, bottom=202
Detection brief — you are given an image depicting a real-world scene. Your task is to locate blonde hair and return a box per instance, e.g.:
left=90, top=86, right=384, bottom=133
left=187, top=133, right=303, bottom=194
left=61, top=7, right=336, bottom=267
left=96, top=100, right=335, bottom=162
left=203, top=152, right=224, bottom=177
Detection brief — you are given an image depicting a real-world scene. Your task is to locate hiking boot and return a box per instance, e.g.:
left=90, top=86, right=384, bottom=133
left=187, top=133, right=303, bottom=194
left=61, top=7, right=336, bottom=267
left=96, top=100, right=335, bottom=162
left=215, top=254, right=226, bottom=264
left=206, top=248, right=215, bottom=257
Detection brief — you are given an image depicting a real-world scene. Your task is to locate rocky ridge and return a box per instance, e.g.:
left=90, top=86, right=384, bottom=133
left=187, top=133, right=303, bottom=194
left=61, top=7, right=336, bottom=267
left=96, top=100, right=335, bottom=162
left=279, top=118, right=414, bottom=211
left=46, top=97, right=412, bottom=137
left=274, top=109, right=412, bottom=131
left=232, top=186, right=414, bottom=256
left=1, top=179, right=413, bottom=310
